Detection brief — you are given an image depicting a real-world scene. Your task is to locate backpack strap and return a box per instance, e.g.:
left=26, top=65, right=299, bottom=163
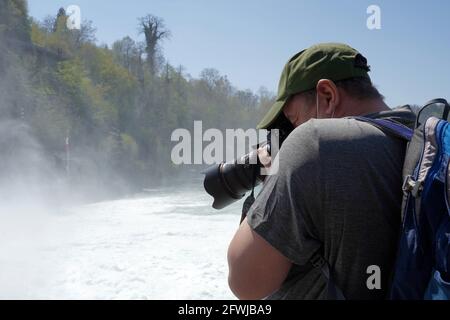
left=310, top=251, right=346, bottom=300
left=352, top=116, right=414, bottom=141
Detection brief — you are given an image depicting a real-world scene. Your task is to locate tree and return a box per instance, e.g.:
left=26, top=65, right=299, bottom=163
left=235, top=89, right=258, bottom=111
left=138, top=14, right=171, bottom=75
left=0, top=0, right=30, bottom=41
left=200, top=68, right=221, bottom=90
left=112, top=36, right=138, bottom=73
left=1, top=4, right=266, bottom=193
left=71, top=20, right=97, bottom=47
left=54, top=7, right=67, bottom=32
left=37, top=9, right=95, bottom=52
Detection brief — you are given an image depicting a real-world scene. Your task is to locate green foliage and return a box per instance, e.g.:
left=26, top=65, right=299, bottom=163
left=1, top=2, right=276, bottom=191
left=0, top=0, right=30, bottom=40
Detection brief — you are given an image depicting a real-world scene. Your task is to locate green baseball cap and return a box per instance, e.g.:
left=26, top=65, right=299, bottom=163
left=257, top=43, right=371, bottom=129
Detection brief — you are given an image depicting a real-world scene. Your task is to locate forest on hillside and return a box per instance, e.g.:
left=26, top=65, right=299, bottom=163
left=0, top=0, right=274, bottom=200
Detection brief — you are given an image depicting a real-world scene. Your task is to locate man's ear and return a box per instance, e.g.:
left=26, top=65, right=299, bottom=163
left=316, top=79, right=339, bottom=118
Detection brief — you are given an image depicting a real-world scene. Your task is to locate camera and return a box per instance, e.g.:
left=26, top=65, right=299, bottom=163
left=203, top=113, right=294, bottom=209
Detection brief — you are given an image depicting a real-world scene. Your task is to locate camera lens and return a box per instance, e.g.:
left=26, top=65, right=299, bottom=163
left=203, top=149, right=263, bottom=209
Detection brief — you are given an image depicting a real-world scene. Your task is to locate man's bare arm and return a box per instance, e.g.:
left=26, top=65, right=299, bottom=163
left=227, top=217, right=292, bottom=300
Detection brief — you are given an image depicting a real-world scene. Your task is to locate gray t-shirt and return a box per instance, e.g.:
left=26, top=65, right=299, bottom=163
left=247, top=107, right=416, bottom=300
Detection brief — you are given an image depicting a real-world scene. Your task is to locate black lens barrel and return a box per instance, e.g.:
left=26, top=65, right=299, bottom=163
left=203, top=149, right=263, bottom=209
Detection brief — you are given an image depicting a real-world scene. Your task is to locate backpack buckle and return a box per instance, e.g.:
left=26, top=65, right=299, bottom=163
left=403, top=175, right=423, bottom=197
left=310, top=253, right=326, bottom=269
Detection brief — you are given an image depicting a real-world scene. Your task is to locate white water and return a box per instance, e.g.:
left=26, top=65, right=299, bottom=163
left=0, top=184, right=242, bottom=299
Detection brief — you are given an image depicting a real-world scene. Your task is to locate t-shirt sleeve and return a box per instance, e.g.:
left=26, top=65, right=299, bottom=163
left=247, top=121, right=322, bottom=266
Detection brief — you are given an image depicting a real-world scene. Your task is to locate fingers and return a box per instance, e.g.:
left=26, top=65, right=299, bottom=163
left=257, top=146, right=271, bottom=169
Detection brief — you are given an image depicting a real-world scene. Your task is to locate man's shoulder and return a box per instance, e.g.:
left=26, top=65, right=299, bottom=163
left=286, top=106, right=416, bottom=144
left=286, top=118, right=384, bottom=145
left=278, top=117, right=405, bottom=174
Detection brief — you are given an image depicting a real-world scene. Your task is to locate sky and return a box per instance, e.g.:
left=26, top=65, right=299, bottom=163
left=28, top=0, right=450, bottom=108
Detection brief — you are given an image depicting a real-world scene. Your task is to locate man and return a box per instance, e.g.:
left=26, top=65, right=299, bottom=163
left=227, top=43, right=416, bottom=300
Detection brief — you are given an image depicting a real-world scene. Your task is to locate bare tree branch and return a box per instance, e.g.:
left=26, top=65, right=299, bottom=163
left=137, top=14, right=171, bottom=75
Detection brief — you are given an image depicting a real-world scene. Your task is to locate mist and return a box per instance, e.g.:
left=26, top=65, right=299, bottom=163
left=0, top=0, right=273, bottom=299
left=0, top=40, right=125, bottom=298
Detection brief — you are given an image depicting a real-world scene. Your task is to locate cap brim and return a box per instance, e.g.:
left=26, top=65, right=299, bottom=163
left=256, top=98, right=288, bottom=129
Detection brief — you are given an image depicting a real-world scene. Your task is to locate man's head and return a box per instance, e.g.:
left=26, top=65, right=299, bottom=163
left=257, top=43, right=388, bottom=129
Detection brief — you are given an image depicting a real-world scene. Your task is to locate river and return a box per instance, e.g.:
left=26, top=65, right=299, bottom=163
left=0, top=183, right=243, bottom=299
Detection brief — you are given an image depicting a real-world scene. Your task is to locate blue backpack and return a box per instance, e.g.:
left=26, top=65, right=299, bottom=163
left=312, top=99, right=450, bottom=300
left=360, top=99, right=450, bottom=300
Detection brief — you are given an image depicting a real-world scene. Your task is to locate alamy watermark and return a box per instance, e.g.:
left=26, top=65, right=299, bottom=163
left=66, top=5, right=81, bottom=30
left=366, top=265, right=382, bottom=290
left=367, top=5, right=381, bottom=30
left=170, top=121, right=280, bottom=175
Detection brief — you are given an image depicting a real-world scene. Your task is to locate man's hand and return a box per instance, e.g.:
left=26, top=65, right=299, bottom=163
left=257, top=146, right=271, bottom=169
left=227, top=217, right=292, bottom=300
